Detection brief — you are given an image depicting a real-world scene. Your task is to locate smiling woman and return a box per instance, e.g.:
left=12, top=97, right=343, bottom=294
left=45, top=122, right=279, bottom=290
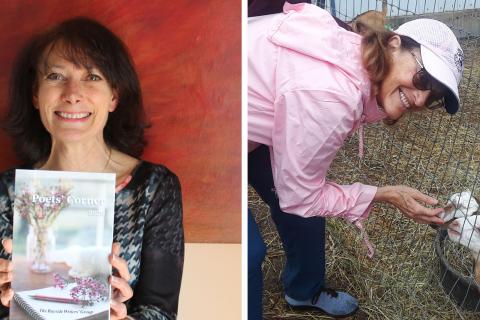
left=0, top=18, right=183, bottom=320
left=247, top=3, right=464, bottom=319
left=6, top=18, right=147, bottom=169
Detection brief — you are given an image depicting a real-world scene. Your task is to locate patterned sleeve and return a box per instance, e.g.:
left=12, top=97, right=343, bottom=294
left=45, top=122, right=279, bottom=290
left=128, top=169, right=184, bottom=320
left=0, top=173, right=13, bottom=318
left=0, top=175, right=13, bottom=259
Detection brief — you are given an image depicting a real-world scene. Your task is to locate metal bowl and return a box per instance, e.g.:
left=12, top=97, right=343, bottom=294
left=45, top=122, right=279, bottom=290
left=435, top=230, right=480, bottom=311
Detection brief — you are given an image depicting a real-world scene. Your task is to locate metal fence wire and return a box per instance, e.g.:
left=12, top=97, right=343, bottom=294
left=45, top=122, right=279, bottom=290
left=250, top=1, right=480, bottom=319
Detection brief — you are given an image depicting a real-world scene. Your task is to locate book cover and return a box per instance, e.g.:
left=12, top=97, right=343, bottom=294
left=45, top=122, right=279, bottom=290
left=10, top=169, right=115, bottom=320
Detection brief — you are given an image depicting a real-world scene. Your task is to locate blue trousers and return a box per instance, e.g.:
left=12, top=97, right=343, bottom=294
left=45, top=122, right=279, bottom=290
left=248, top=145, right=326, bottom=319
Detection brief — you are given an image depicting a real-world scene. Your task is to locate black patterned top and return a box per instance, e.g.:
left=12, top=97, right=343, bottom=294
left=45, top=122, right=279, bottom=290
left=0, top=161, right=184, bottom=320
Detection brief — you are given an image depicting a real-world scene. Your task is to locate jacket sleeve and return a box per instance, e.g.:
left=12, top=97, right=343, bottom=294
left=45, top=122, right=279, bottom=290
left=271, top=88, right=377, bottom=223
left=128, top=172, right=184, bottom=320
left=0, top=175, right=13, bottom=318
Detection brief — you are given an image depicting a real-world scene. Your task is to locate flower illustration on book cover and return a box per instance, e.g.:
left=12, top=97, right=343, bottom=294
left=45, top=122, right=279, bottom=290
left=15, top=181, right=72, bottom=273
left=53, top=273, right=109, bottom=306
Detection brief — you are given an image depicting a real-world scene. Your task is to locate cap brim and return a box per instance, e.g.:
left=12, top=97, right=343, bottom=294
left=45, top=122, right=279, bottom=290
left=420, top=45, right=460, bottom=114
left=444, top=91, right=459, bottom=115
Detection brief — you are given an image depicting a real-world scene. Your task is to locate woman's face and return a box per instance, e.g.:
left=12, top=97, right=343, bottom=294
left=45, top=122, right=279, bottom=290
left=33, top=48, right=117, bottom=144
left=376, top=35, right=431, bottom=121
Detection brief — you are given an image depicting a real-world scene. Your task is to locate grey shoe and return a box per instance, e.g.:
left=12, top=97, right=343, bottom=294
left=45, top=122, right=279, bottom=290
left=285, top=288, right=359, bottom=318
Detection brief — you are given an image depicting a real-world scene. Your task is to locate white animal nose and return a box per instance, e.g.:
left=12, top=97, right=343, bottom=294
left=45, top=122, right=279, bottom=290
left=449, top=220, right=460, bottom=229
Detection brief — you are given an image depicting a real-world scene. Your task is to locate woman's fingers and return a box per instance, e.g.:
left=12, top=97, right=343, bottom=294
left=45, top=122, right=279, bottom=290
left=385, top=186, right=445, bottom=224
left=413, top=213, right=444, bottom=225
left=109, top=243, right=132, bottom=319
left=0, top=271, right=12, bottom=285
left=2, top=239, right=12, bottom=254
left=0, top=285, right=13, bottom=307
left=0, top=258, right=12, bottom=273
left=115, top=175, right=132, bottom=193
left=110, top=275, right=133, bottom=302
left=110, top=299, right=128, bottom=320
left=109, top=274, right=132, bottom=318
left=425, top=207, right=445, bottom=218
left=411, top=190, right=439, bottom=206
left=0, top=239, right=14, bottom=307
left=410, top=201, right=442, bottom=217
left=109, top=245, right=130, bottom=282
left=400, top=186, right=438, bottom=208
left=406, top=202, right=444, bottom=224
left=111, top=242, right=121, bottom=256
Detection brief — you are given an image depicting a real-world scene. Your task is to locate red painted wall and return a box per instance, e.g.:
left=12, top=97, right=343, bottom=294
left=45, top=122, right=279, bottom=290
left=0, top=0, right=241, bottom=243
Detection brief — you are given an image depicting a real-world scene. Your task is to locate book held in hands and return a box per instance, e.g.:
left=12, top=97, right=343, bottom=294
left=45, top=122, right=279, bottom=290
left=11, top=169, right=115, bottom=320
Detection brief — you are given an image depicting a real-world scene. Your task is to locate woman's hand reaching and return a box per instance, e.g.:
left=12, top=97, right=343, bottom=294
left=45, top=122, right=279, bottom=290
left=109, top=242, right=133, bottom=320
left=0, top=239, right=13, bottom=307
left=375, top=185, right=445, bottom=225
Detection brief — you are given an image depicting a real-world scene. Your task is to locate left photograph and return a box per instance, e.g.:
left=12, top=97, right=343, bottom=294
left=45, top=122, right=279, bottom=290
left=0, top=1, right=241, bottom=320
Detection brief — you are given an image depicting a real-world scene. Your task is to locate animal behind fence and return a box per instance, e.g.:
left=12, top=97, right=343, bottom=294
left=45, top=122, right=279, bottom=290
left=441, top=191, right=480, bottom=283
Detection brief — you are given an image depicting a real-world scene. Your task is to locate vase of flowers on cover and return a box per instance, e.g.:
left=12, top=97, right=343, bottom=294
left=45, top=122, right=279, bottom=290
left=15, top=182, right=71, bottom=273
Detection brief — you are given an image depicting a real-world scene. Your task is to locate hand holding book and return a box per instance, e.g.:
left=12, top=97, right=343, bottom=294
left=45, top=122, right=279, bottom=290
left=109, top=242, right=133, bottom=320
left=2, top=240, right=133, bottom=318
left=109, top=174, right=134, bottom=318
left=4, top=240, right=133, bottom=319
left=0, top=238, right=13, bottom=307
left=109, top=175, right=134, bottom=319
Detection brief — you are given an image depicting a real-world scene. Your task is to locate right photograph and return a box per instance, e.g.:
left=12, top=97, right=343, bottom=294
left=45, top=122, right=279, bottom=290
left=247, top=1, right=480, bottom=319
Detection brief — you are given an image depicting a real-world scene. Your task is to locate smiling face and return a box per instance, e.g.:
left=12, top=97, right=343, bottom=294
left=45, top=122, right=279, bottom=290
left=376, top=35, right=432, bottom=121
left=33, top=47, right=118, bottom=144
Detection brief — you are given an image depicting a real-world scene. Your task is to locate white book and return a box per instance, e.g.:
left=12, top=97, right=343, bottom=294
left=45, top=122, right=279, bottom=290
left=11, top=170, right=115, bottom=320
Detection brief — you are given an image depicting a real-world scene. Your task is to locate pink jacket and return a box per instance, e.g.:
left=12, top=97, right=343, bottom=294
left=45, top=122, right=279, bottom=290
left=248, top=3, right=387, bottom=253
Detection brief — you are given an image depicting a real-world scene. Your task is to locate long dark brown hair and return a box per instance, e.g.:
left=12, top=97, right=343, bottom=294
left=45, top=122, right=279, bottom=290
left=4, top=17, right=149, bottom=165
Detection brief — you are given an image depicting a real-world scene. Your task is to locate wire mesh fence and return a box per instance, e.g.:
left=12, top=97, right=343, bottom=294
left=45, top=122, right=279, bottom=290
left=250, top=0, right=480, bottom=319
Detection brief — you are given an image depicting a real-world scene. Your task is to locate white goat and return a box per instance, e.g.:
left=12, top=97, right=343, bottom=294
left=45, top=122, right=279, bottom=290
left=442, top=191, right=480, bottom=283
left=442, top=190, right=479, bottom=221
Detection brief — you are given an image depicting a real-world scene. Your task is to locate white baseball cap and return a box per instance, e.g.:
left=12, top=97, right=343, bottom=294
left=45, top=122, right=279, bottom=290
left=395, top=19, right=464, bottom=114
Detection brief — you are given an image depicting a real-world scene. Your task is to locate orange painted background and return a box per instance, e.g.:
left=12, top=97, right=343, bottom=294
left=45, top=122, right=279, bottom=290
left=0, top=1, right=241, bottom=243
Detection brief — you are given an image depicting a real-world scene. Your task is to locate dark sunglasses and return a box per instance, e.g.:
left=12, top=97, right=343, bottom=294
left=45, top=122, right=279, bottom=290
left=410, top=51, right=446, bottom=110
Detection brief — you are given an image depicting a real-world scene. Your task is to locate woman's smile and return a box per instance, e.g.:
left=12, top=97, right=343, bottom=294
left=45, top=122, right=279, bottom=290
left=399, top=89, right=412, bottom=110
left=54, top=111, right=92, bottom=121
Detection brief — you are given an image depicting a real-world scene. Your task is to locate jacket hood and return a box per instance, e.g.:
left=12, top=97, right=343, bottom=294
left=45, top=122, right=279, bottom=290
left=268, top=2, right=371, bottom=98
left=268, top=2, right=386, bottom=123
